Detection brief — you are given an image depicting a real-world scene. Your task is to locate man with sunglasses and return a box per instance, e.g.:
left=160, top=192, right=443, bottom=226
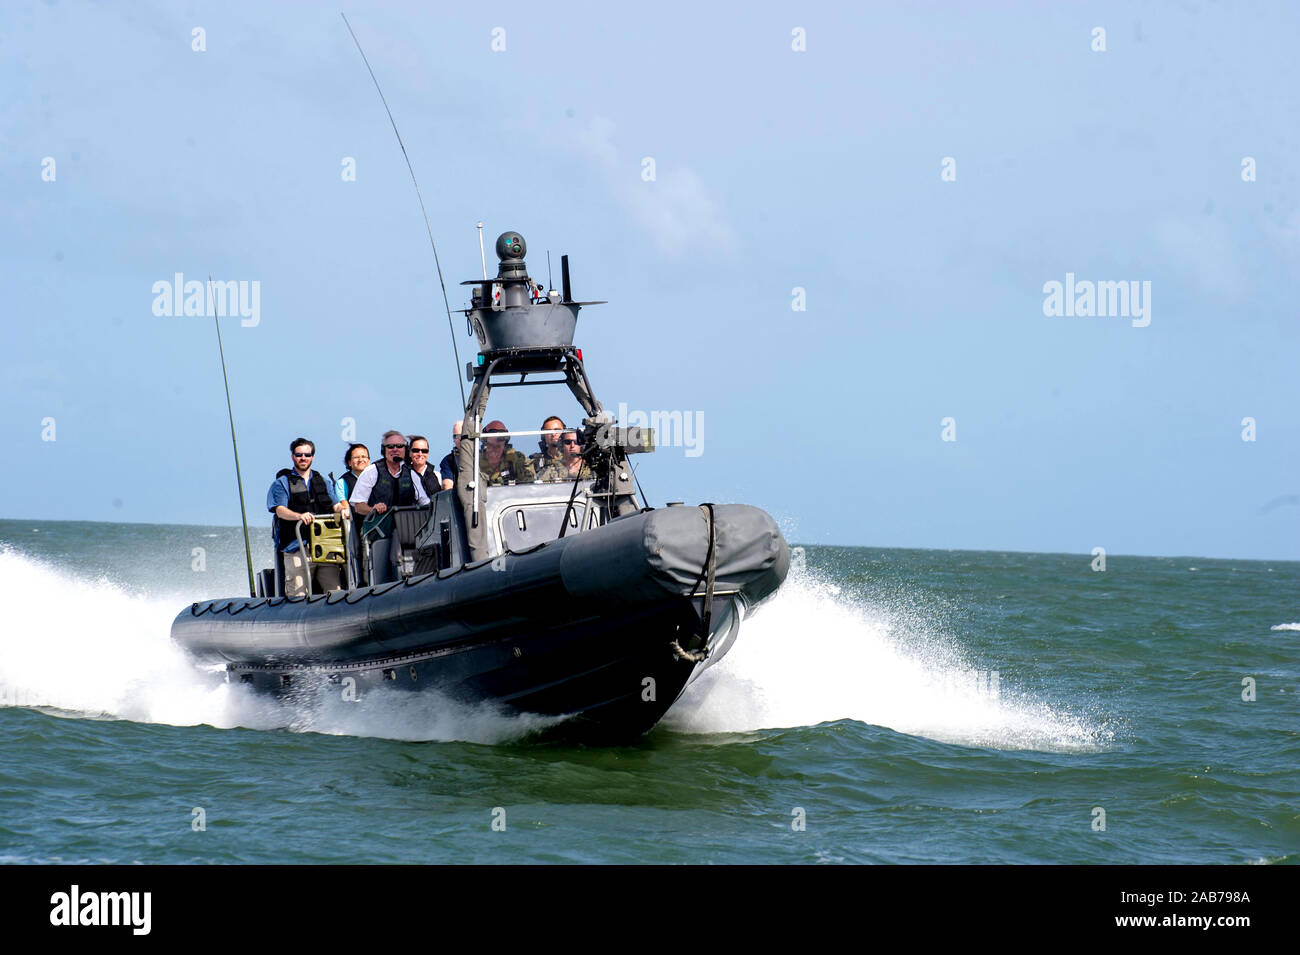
left=478, top=420, right=535, bottom=486
left=537, top=430, right=594, bottom=483
left=350, top=429, right=431, bottom=517
left=349, top=429, right=431, bottom=585
left=267, top=437, right=348, bottom=596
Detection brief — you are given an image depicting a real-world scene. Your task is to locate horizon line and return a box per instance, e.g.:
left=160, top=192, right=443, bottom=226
left=1, top=516, right=1296, bottom=566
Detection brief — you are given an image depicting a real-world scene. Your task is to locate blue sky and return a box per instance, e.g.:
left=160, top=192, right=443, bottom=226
left=2, top=1, right=1297, bottom=559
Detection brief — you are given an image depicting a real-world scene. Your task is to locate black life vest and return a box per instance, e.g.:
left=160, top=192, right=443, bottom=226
left=415, top=465, right=441, bottom=500
left=273, top=468, right=334, bottom=551
left=340, top=469, right=360, bottom=519
left=368, top=462, right=417, bottom=508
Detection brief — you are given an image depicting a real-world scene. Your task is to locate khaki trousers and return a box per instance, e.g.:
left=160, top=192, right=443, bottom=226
left=283, top=549, right=342, bottom=596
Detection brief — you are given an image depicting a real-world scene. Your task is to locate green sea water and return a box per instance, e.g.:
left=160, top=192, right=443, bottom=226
left=0, top=519, right=1296, bottom=864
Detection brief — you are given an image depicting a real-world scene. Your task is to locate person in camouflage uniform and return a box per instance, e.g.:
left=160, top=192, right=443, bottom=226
left=529, top=415, right=566, bottom=474
left=478, top=420, right=535, bottom=485
left=536, top=429, right=594, bottom=483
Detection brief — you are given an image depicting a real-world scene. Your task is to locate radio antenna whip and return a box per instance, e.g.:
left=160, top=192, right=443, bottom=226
left=209, top=276, right=256, bottom=597
left=342, top=12, right=466, bottom=407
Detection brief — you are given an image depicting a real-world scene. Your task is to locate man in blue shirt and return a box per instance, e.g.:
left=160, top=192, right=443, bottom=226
left=437, top=420, right=461, bottom=491
left=267, top=437, right=348, bottom=596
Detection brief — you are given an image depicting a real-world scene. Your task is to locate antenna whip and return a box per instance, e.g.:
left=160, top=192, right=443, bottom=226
left=209, top=276, right=256, bottom=597
left=342, top=12, right=466, bottom=407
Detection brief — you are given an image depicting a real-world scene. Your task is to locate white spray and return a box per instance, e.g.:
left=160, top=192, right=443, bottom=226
left=667, top=565, right=1111, bottom=752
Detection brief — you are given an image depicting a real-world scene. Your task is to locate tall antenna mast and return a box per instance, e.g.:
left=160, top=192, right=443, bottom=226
left=341, top=13, right=466, bottom=407
left=209, top=276, right=256, bottom=597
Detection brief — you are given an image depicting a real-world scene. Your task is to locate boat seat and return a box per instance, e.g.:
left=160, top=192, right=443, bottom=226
left=391, top=507, right=429, bottom=549
left=391, top=506, right=432, bottom=580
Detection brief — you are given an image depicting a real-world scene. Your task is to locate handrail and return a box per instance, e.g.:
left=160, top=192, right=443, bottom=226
left=469, top=427, right=567, bottom=440
left=292, top=513, right=356, bottom=594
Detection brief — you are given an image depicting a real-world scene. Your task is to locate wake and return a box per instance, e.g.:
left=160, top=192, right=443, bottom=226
left=667, top=564, right=1113, bottom=752
left=0, top=546, right=1112, bottom=750
left=0, top=547, right=553, bottom=744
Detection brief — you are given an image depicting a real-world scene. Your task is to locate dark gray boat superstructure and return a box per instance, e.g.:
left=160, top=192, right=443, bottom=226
left=172, top=233, right=789, bottom=741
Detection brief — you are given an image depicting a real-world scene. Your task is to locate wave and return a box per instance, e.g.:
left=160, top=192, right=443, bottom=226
left=0, top=547, right=555, bottom=744
left=666, top=566, right=1113, bottom=752
left=0, top=546, right=1112, bottom=751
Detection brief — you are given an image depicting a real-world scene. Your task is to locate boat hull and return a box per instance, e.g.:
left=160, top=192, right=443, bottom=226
left=226, top=595, right=742, bottom=741
left=172, top=503, right=786, bottom=741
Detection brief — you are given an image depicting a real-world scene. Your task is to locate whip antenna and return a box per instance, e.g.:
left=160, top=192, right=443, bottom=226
left=341, top=12, right=466, bottom=407
left=209, top=276, right=256, bottom=597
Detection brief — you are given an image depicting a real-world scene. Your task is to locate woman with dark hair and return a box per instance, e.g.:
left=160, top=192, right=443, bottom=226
left=334, top=444, right=371, bottom=504
left=334, top=443, right=370, bottom=586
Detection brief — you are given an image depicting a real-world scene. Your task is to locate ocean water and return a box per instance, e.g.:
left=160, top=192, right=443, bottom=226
left=0, top=518, right=1296, bottom=864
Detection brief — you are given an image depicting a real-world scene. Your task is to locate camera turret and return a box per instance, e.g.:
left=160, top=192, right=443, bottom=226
left=461, top=231, right=602, bottom=359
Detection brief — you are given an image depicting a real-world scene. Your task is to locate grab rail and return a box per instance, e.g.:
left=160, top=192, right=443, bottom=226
left=293, top=513, right=356, bottom=593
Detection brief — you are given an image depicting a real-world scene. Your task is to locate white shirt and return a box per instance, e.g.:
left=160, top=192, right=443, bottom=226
left=349, top=462, right=431, bottom=506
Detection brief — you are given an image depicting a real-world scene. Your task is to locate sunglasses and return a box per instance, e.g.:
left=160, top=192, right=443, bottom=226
left=383, top=443, right=406, bottom=450
left=293, top=452, right=314, bottom=458
left=410, top=448, right=429, bottom=454
left=561, top=439, right=580, bottom=446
